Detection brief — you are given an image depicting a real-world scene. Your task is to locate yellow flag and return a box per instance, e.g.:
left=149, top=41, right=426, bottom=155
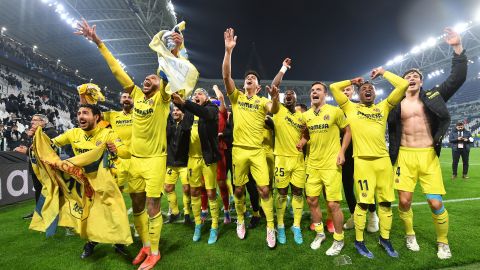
left=149, top=21, right=199, bottom=98
left=30, top=128, right=132, bottom=244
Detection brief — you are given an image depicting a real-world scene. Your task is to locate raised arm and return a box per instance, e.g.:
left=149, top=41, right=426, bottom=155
left=437, top=27, right=467, bottom=101
left=266, top=85, right=280, bottom=114
left=271, top=58, right=292, bottom=88
left=74, top=19, right=134, bottom=93
left=222, top=28, right=237, bottom=95
left=213, top=85, right=227, bottom=112
left=329, top=80, right=354, bottom=107
left=172, top=93, right=218, bottom=120
left=370, top=67, right=409, bottom=106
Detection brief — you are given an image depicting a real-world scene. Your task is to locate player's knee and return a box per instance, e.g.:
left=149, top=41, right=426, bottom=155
left=258, top=185, right=270, bottom=199
left=291, top=185, right=303, bottom=196
left=306, top=196, right=318, bottom=206
left=357, top=203, right=368, bottom=210
left=399, top=196, right=412, bottom=209
left=379, top=202, right=391, bottom=208
left=190, top=187, right=201, bottom=197
left=234, top=186, right=244, bottom=198
left=277, top=188, right=288, bottom=196
left=426, top=194, right=445, bottom=214
left=182, top=185, right=190, bottom=194
left=327, top=201, right=340, bottom=211
left=164, top=184, right=174, bottom=193
left=206, top=189, right=216, bottom=200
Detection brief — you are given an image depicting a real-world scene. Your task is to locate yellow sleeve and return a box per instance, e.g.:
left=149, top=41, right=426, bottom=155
left=52, top=129, right=73, bottom=147
left=384, top=71, right=409, bottom=107
left=103, top=111, right=112, bottom=123
left=158, top=79, right=171, bottom=103
left=335, top=108, right=348, bottom=129
left=329, top=80, right=351, bottom=107
left=227, top=88, right=240, bottom=104
left=98, top=43, right=134, bottom=90
left=108, top=130, right=131, bottom=159
left=262, top=97, right=272, bottom=113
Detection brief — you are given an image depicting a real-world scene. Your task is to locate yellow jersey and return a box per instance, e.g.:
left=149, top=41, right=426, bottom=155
left=52, top=126, right=129, bottom=158
left=273, top=104, right=305, bottom=157
left=262, top=127, right=274, bottom=153
left=189, top=116, right=202, bottom=158
left=304, top=104, right=348, bottom=169
left=98, top=42, right=170, bottom=158
left=228, top=88, right=271, bottom=148
left=329, top=71, right=408, bottom=158
left=103, top=110, right=133, bottom=149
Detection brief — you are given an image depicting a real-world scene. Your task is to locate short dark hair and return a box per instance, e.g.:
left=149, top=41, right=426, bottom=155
left=311, top=81, right=328, bottom=93
left=456, top=121, right=464, bottom=126
left=78, top=104, right=101, bottom=120
left=244, top=70, right=261, bottom=84
left=402, top=68, right=423, bottom=80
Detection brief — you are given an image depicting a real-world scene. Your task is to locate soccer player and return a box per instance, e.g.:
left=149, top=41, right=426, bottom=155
left=268, top=58, right=306, bottom=245
left=172, top=89, right=221, bottom=244
left=102, top=93, right=133, bottom=191
left=341, top=85, right=379, bottom=232
left=387, top=27, right=467, bottom=259
left=75, top=19, right=180, bottom=268
left=222, top=28, right=279, bottom=248
left=330, top=67, right=409, bottom=258
left=297, top=82, right=351, bottom=255
left=51, top=104, right=130, bottom=258
left=164, top=105, right=192, bottom=224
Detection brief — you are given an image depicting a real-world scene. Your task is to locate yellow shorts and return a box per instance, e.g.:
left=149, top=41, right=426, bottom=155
left=305, top=167, right=343, bottom=201
left=354, top=156, right=394, bottom=204
left=130, top=156, right=167, bottom=198
left=275, top=154, right=306, bottom=189
left=232, top=146, right=270, bottom=187
left=187, top=157, right=217, bottom=190
left=116, top=158, right=131, bottom=189
left=394, top=147, right=445, bottom=195
left=165, top=166, right=189, bottom=186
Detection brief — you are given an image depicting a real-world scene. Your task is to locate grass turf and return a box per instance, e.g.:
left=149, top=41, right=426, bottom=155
left=0, top=148, right=479, bottom=270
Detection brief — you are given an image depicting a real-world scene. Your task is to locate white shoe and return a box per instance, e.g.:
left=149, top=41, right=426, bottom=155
left=326, top=240, right=344, bottom=256
left=405, top=235, right=420, bottom=251
left=437, top=243, right=452, bottom=259
left=266, top=228, right=276, bottom=248
left=310, top=233, right=326, bottom=250
left=343, top=216, right=354, bottom=230
left=236, top=222, right=246, bottom=240
left=367, top=211, right=379, bottom=233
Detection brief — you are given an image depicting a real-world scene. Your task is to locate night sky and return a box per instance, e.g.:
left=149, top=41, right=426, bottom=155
left=176, top=0, right=478, bottom=81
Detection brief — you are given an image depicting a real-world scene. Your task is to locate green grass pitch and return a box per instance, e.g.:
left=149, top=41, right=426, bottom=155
left=0, top=148, right=479, bottom=270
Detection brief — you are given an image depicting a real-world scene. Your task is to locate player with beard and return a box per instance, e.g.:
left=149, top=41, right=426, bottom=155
left=103, top=93, right=133, bottom=191
left=52, top=104, right=130, bottom=259
left=75, top=19, right=180, bottom=269
left=330, top=68, right=408, bottom=259
left=223, top=28, right=279, bottom=248
left=172, top=89, right=221, bottom=244
left=387, top=28, right=467, bottom=259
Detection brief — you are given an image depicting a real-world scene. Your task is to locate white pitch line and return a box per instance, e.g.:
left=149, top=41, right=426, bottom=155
left=439, top=162, right=480, bottom=165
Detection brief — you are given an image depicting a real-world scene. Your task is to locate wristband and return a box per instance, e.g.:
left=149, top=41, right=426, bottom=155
left=280, top=65, right=289, bottom=74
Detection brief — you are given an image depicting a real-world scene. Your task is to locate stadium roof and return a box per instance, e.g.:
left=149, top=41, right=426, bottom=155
left=0, top=0, right=177, bottom=91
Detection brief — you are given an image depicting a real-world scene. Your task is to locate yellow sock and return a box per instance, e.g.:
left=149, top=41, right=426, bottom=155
left=148, top=212, right=163, bottom=254
left=354, top=205, right=367, bottom=241
left=166, top=191, right=179, bottom=215
left=398, top=208, right=415, bottom=235
left=333, top=231, right=345, bottom=241
left=261, top=195, right=275, bottom=229
left=432, top=209, right=449, bottom=244
left=226, top=177, right=233, bottom=196
left=276, top=194, right=287, bottom=227
left=252, top=211, right=260, bottom=217
left=314, top=222, right=324, bottom=234
left=191, top=196, right=202, bottom=225
left=183, top=192, right=191, bottom=215
left=133, top=210, right=149, bottom=246
left=234, top=194, right=246, bottom=224
left=209, top=198, right=219, bottom=229
left=378, top=205, right=393, bottom=239
left=292, top=195, right=304, bottom=227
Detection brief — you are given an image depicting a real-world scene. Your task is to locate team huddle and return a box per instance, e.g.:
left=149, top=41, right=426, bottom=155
left=26, top=19, right=467, bottom=270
